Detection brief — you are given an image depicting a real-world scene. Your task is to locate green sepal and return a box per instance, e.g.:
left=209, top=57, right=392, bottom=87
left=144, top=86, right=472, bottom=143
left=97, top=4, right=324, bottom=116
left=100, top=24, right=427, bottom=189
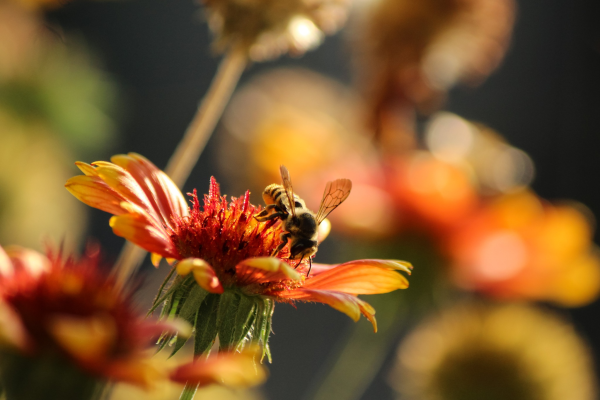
left=179, top=382, right=199, bottom=400
left=217, top=291, right=256, bottom=351
left=193, top=293, right=220, bottom=356
left=169, top=285, right=209, bottom=358
left=250, top=297, right=274, bottom=362
left=261, top=299, right=274, bottom=363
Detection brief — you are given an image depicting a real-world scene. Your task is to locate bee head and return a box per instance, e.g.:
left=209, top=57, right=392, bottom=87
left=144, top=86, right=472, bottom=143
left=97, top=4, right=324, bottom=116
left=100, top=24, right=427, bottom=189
left=289, top=238, right=318, bottom=259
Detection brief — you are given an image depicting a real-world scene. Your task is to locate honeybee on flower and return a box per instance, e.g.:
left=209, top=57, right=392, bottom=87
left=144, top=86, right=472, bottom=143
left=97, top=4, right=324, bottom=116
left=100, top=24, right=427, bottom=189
left=255, top=165, right=352, bottom=275
left=65, top=153, right=412, bottom=363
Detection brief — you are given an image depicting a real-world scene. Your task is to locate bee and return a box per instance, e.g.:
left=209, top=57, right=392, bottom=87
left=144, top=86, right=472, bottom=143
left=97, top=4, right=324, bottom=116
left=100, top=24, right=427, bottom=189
left=254, top=165, right=352, bottom=275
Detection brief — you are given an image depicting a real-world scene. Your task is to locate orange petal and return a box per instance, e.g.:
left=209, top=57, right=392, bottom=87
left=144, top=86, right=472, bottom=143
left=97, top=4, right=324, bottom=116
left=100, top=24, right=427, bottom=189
left=92, top=162, right=156, bottom=215
left=65, top=175, right=128, bottom=216
left=176, top=258, right=223, bottom=294
left=170, top=347, right=267, bottom=388
left=106, top=358, right=166, bottom=388
left=109, top=214, right=179, bottom=259
left=304, top=259, right=411, bottom=294
left=112, top=153, right=189, bottom=224
left=235, top=257, right=301, bottom=285
left=283, top=289, right=378, bottom=332
left=75, top=161, right=100, bottom=177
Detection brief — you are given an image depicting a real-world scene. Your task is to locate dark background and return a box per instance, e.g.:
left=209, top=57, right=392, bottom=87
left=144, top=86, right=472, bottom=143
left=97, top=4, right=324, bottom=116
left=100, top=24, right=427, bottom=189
left=49, top=1, right=600, bottom=398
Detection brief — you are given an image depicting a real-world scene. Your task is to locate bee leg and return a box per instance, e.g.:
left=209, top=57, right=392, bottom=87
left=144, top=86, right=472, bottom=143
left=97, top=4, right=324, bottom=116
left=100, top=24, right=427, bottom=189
left=306, top=257, right=312, bottom=277
left=255, top=211, right=286, bottom=222
left=271, top=232, right=291, bottom=256
left=295, top=255, right=305, bottom=270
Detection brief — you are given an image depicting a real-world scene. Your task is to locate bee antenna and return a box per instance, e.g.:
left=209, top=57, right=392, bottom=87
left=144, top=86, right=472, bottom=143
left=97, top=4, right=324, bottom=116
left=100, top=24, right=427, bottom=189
left=307, top=257, right=312, bottom=277
left=295, top=255, right=304, bottom=269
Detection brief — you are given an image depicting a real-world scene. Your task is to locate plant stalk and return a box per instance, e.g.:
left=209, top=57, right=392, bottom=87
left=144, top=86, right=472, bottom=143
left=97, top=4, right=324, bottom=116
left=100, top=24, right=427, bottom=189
left=113, top=45, right=248, bottom=289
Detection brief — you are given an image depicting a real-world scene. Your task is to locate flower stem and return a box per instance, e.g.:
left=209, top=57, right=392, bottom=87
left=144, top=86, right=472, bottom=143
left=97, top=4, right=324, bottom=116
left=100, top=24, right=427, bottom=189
left=113, top=45, right=248, bottom=289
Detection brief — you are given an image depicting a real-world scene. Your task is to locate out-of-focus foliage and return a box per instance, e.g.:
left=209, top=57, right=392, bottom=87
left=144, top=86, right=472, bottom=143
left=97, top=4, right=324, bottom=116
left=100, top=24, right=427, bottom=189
left=391, top=302, right=597, bottom=400
left=0, top=4, right=117, bottom=157
left=0, top=4, right=118, bottom=251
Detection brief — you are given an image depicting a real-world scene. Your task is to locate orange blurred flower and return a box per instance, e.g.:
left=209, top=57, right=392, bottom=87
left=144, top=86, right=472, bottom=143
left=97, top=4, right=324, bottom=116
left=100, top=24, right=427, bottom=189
left=447, top=190, right=600, bottom=306
left=387, top=152, right=479, bottom=235
left=66, top=153, right=412, bottom=359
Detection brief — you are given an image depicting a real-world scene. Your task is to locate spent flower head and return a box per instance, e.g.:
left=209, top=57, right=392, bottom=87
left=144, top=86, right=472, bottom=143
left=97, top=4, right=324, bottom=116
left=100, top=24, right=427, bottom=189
left=202, top=0, right=351, bottom=61
left=66, top=153, right=412, bottom=360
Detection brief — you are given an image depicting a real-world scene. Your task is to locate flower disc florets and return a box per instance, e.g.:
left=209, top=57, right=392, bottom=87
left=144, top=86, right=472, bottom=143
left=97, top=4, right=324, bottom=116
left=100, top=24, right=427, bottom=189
left=170, top=177, right=305, bottom=294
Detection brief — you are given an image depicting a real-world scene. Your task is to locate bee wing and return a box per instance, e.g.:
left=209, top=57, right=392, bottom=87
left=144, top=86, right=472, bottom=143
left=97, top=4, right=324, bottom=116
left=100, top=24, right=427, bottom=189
left=280, top=165, right=296, bottom=217
left=315, top=178, right=352, bottom=225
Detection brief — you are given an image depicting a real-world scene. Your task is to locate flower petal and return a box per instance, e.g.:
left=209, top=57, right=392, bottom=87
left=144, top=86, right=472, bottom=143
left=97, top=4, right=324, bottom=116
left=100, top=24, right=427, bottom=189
left=304, top=259, right=412, bottom=294
left=92, top=162, right=157, bottom=215
left=0, top=301, right=31, bottom=351
left=170, top=347, right=267, bottom=388
left=111, top=153, right=189, bottom=226
left=4, top=246, right=51, bottom=278
left=0, top=246, right=13, bottom=277
left=176, top=258, right=223, bottom=294
left=236, top=257, right=301, bottom=285
left=109, top=214, right=179, bottom=258
left=283, top=289, right=378, bottom=332
left=65, top=175, right=128, bottom=216
left=48, top=313, right=117, bottom=363
left=106, top=358, right=165, bottom=389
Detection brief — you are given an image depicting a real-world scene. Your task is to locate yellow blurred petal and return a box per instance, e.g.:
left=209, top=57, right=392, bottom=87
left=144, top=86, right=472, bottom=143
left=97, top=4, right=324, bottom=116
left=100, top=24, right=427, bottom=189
left=170, top=347, right=268, bottom=388
left=0, top=301, right=30, bottom=350
left=48, top=313, right=117, bottom=363
left=0, top=245, right=13, bottom=276
left=151, top=253, right=163, bottom=267
left=5, top=245, right=50, bottom=277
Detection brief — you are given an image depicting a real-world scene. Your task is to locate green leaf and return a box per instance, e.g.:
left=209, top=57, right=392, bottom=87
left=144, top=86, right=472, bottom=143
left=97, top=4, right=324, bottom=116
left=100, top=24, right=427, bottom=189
left=217, top=292, right=258, bottom=351
left=217, top=291, right=241, bottom=350
left=193, top=294, right=220, bottom=356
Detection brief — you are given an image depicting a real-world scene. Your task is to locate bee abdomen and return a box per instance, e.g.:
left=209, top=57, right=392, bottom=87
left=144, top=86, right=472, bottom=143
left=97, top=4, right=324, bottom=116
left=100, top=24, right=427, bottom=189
left=263, top=184, right=283, bottom=205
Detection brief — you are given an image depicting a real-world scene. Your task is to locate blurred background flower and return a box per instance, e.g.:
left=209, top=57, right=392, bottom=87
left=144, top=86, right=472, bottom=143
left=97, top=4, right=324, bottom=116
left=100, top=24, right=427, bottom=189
left=391, top=302, right=597, bottom=400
